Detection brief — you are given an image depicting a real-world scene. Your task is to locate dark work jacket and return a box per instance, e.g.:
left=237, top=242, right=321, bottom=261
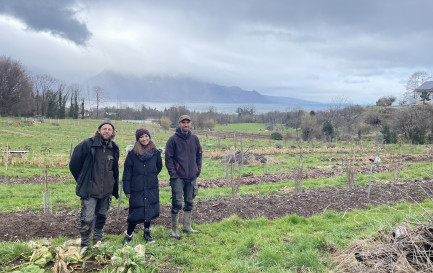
left=122, top=147, right=162, bottom=223
left=69, top=136, right=120, bottom=199
left=165, top=127, right=203, bottom=180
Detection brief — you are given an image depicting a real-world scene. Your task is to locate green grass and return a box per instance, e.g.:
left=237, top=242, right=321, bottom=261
left=1, top=160, right=431, bottom=213
left=214, top=123, right=268, bottom=133
left=3, top=118, right=433, bottom=271
left=2, top=200, right=432, bottom=272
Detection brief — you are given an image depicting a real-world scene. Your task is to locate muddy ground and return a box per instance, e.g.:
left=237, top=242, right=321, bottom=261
left=1, top=177, right=433, bottom=242
left=0, top=163, right=409, bottom=188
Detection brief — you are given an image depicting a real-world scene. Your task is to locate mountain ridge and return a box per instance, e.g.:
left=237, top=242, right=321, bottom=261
left=84, top=71, right=324, bottom=105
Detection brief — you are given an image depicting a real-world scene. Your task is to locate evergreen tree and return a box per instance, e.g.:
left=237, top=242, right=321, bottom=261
left=381, top=124, right=397, bottom=144
left=81, top=98, right=85, bottom=119
left=46, top=91, right=57, bottom=118
left=69, top=96, right=75, bottom=118
left=322, top=121, right=334, bottom=142
left=74, top=95, right=79, bottom=119
left=420, top=90, right=431, bottom=104
left=57, top=90, right=68, bottom=119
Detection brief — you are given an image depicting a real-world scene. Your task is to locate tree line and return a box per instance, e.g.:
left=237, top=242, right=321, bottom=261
left=2, top=55, right=433, bottom=144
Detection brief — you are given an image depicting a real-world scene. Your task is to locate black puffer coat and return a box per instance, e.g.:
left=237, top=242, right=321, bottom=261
left=122, top=145, right=162, bottom=224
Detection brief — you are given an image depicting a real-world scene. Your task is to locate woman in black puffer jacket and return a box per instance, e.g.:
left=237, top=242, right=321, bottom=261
left=122, top=128, right=162, bottom=243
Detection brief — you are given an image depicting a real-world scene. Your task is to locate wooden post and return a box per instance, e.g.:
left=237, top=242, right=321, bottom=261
left=116, top=181, right=123, bottom=221
left=5, top=138, right=8, bottom=178
left=240, top=133, right=243, bottom=177
left=368, top=161, right=374, bottom=199
left=69, top=143, right=73, bottom=159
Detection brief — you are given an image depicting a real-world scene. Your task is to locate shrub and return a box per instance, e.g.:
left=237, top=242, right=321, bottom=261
left=160, top=116, right=171, bottom=130
left=270, top=132, right=282, bottom=140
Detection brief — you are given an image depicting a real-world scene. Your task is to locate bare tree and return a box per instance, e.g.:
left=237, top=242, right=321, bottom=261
left=163, top=105, right=190, bottom=126
left=391, top=105, right=433, bottom=144
left=401, top=71, right=432, bottom=105
left=322, top=96, right=350, bottom=138
left=284, top=107, right=304, bottom=129
left=0, top=56, right=33, bottom=116
left=33, top=74, right=57, bottom=116
left=93, top=85, right=104, bottom=119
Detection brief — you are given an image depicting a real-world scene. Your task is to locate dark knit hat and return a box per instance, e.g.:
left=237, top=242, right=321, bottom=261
left=135, top=128, right=151, bottom=141
left=98, top=120, right=115, bottom=131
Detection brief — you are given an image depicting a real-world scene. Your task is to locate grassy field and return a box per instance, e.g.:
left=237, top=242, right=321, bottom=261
left=1, top=117, right=433, bottom=272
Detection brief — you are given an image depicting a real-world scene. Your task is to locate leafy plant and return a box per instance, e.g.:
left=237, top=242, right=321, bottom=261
left=12, top=264, right=45, bottom=273
left=111, top=245, right=146, bottom=273
left=29, top=246, right=52, bottom=267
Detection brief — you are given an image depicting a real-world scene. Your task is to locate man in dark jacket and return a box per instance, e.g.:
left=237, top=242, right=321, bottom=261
left=165, top=115, right=202, bottom=239
left=69, top=121, right=120, bottom=248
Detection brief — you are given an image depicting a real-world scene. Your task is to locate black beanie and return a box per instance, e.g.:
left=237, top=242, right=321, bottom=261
left=135, top=128, right=151, bottom=141
left=98, top=120, right=115, bottom=131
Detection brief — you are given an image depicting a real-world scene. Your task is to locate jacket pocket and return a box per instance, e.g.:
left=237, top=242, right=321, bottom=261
left=107, top=155, right=114, bottom=171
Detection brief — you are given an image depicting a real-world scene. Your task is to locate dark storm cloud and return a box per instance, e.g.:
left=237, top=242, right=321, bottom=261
left=0, top=0, right=91, bottom=45
left=141, top=0, right=433, bottom=68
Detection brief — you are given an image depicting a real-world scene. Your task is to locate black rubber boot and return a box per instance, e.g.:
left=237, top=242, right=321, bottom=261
left=123, top=230, right=134, bottom=245
left=143, top=228, right=155, bottom=243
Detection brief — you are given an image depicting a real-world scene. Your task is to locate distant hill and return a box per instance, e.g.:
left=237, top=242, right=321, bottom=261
left=84, top=71, right=324, bottom=106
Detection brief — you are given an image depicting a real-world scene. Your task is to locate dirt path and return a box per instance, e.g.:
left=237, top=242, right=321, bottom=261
left=2, top=180, right=433, bottom=242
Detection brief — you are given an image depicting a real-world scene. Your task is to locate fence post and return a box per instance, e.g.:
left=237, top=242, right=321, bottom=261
left=5, top=138, right=8, bottom=178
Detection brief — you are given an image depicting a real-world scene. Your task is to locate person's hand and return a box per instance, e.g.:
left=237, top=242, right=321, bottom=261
left=126, top=194, right=131, bottom=198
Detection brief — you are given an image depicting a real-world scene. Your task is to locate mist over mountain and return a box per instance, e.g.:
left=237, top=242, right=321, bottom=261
left=84, top=71, right=324, bottom=106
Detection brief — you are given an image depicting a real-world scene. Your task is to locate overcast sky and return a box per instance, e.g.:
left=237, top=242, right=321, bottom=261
left=1, top=0, right=432, bottom=104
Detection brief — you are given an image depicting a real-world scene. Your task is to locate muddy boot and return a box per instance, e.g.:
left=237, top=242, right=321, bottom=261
left=80, top=222, right=92, bottom=248
left=182, top=211, right=198, bottom=233
left=171, top=213, right=181, bottom=239
left=93, top=228, right=103, bottom=245
left=123, top=230, right=134, bottom=245
left=143, top=228, right=155, bottom=243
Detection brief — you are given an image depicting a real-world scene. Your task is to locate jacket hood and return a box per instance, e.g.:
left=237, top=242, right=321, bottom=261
left=175, top=127, right=190, bottom=139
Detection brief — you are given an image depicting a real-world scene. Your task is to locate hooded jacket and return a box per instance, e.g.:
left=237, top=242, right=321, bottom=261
left=69, top=136, right=120, bottom=199
left=165, top=127, right=202, bottom=180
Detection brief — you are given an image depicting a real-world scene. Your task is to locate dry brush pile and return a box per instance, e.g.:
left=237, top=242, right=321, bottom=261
left=334, top=222, right=433, bottom=272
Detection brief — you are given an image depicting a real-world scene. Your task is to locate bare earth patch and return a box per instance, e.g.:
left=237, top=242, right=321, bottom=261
left=1, top=179, right=433, bottom=242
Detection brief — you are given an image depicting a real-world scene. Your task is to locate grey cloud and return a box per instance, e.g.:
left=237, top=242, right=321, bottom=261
left=0, top=0, right=91, bottom=45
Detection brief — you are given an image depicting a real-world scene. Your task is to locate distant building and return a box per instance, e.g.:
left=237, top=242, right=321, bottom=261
left=414, top=81, right=433, bottom=104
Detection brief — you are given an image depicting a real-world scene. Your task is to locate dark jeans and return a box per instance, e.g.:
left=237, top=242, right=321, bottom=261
left=170, top=178, right=198, bottom=214
left=80, top=195, right=111, bottom=246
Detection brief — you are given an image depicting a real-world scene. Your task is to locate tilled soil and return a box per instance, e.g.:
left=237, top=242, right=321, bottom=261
left=0, top=163, right=407, bottom=188
left=2, top=179, right=433, bottom=242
